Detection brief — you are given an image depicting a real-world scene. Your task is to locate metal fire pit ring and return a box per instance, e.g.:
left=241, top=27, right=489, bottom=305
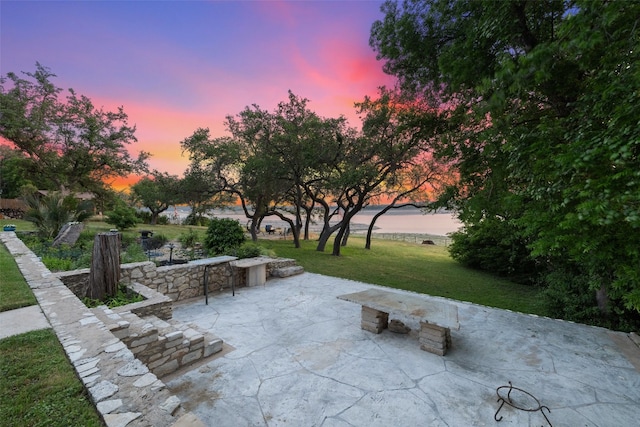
left=495, top=381, right=552, bottom=426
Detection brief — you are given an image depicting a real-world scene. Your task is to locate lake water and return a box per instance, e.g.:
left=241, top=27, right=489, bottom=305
left=165, top=205, right=462, bottom=236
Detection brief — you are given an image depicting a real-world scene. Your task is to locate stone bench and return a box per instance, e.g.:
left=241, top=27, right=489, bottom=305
left=230, top=257, right=274, bottom=287
left=338, top=288, right=460, bottom=356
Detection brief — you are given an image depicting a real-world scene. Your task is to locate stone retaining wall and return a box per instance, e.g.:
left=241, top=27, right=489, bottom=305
left=57, top=256, right=298, bottom=303
left=95, top=305, right=224, bottom=378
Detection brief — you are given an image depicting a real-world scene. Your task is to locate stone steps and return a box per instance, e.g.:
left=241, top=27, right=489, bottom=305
left=94, top=307, right=223, bottom=378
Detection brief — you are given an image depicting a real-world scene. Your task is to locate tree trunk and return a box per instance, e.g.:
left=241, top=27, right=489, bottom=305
left=87, top=232, right=121, bottom=300
left=341, top=223, right=350, bottom=246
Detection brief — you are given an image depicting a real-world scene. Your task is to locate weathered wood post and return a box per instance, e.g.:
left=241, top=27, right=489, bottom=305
left=87, top=231, right=121, bottom=300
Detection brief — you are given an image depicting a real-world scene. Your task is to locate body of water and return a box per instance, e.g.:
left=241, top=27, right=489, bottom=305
left=164, top=205, right=462, bottom=236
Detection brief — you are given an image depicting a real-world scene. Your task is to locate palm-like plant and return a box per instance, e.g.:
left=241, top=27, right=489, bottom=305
left=23, top=192, right=92, bottom=239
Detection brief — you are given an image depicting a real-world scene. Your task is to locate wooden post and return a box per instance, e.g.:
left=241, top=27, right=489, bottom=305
left=87, top=232, right=121, bottom=300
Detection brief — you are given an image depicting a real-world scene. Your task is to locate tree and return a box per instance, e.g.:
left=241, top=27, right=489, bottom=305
left=0, top=63, right=149, bottom=194
left=130, top=171, right=180, bottom=225
left=315, top=87, right=442, bottom=256
left=0, top=146, right=31, bottom=198
left=181, top=93, right=346, bottom=249
left=177, top=166, right=231, bottom=226
left=370, top=0, right=640, bottom=327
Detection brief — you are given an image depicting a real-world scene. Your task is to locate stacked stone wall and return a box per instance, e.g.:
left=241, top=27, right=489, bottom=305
left=57, top=256, right=298, bottom=303
left=97, top=307, right=223, bottom=378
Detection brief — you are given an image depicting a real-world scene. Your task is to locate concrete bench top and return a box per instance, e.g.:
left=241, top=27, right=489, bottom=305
left=189, top=256, right=237, bottom=266
left=338, top=288, right=460, bottom=330
left=230, top=257, right=273, bottom=268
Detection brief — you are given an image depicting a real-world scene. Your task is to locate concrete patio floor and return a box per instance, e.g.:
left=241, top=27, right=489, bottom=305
left=166, top=272, right=640, bottom=427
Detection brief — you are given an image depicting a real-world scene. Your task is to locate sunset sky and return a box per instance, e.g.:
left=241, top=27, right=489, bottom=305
left=1, top=0, right=396, bottom=187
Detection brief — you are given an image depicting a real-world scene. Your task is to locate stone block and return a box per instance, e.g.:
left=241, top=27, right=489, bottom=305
left=420, top=321, right=447, bottom=334
left=154, top=359, right=179, bottom=377
left=148, top=355, right=170, bottom=370
left=160, top=395, right=181, bottom=415
left=361, top=306, right=389, bottom=323
left=204, top=338, right=223, bottom=357
left=420, top=344, right=447, bottom=356
left=190, top=340, right=204, bottom=351
left=130, top=332, right=158, bottom=348
left=183, top=328, right=204, bottom=343
left=165, top=331, right=183, bottom=342
left=181, top=349, right=203, bottom=366
left=361, top=320, right=386, bottom=334
left=272, top=266, right=304, bottom=277
left=419, top=337, right=446, bottom=350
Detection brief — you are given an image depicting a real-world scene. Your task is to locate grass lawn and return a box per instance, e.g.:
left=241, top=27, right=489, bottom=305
left=0, top=243, right=37, bottom=312
left=0, top=329, right=103, bottom=427
left=0, top=234, right=103, bottom=426
left=261, top=235, right=546, bottom=316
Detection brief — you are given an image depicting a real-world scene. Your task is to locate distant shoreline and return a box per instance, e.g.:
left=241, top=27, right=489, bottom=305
left=161, top=205, right=462, bottom=237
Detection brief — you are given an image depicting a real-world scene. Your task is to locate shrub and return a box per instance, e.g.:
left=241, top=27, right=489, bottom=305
left=22, top=192, right=92, bottom=238
left=231, top=242, right=263, bottom=259
left=135, top=210, right=170, bottom=225
left=183, top=213, right=210, bottom=227
left=141, top=234, right=167, bottom=252
left=135, top=210, right=152, bottom=224
left=204, top=218, right=245, bottom=255
left=179, top=228, right=201, bottom=249
left=41, top=256, right=73, bottom=272
left=541, top=265, right=640, bottom=332
left=120, top=242, right=147, bottom=264
left=448, top=219, right=541, bottom=285
left=105, top=202, right=138, bottom=230
left=83, top=284, right=144, bottom=308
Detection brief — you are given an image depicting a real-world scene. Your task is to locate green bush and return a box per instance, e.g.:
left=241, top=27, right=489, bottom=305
left=541, top=265, right=640, bottom=332
left=448, top=219, right=541, bottom=285
left=41, top=256, right=73, bottom=272
left=120, top=241, right=148, bottom=264
left=230, top=242, right=270, bottom=259
left=83, top=284, right=144, bottom=308
left=204, top=218, right=245, bottom=255
left=105, top=203, right=139, bottom=230
left=183, top=213, right=210, bottom=227
left=135, top=210, right=152, bottom=224
left=179, top=228, right=201, bottom=248
left=22, top=192, right=93, bottom=239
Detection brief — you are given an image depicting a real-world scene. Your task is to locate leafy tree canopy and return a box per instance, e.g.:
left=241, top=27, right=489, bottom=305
left=130, top=171, right=180, bottom=225
left=0, top=63, right=149, bottom=194
left=371, top=0, right=640, bottom=326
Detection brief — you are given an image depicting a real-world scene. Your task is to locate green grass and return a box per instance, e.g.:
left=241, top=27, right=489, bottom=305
left=0, top=244, right=37, bottom=312
left=0, top=329, right=103, bottom=427
left=261, top=235, right=546, bottom=316
left=0, top=236, right=103, bottom=426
